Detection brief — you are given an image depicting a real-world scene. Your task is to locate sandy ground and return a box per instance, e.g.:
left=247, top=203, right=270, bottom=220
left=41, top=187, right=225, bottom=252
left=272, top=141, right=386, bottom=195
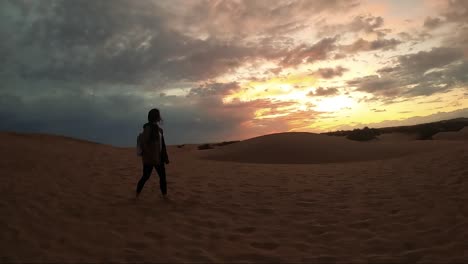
left=1, top=131, right=467, bottom=263
left=433, top=127, right=468, bottom=141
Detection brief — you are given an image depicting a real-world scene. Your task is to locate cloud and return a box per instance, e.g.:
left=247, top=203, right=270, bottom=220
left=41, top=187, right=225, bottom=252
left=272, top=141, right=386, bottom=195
left=0, top=89, right=149, bottom=146
left=280, top=37, right=338, bottom=67
left=330, top=108, right=468, bottom=131
left=1, top=0, right=466, bottom=147
left=398, top=47, right=463, bottom=74
left=377, top=66, right=399, bottom=74
left=347, top=46, right=466, bottom=99
left=188, top=82, right=241, bottom=97
left=423, top=17, right=443, bottom=29
left=0, top=0, right=354, bottom=146
left=347, top=75, right=401, bottom=97
left=0, top=1, right=267, bottom=85
left=0, top=77, right=311, bottom=145
left=448, top=60, right=468, bottom=83
left=313, top=66, right=348, bottom=79
left=442, top=0, right=468, bottom=24
left=341, top=38, right=402, bottom=53
left=0, top=0, right=364, bottom=87
left=308, top=87, right=340, bottom=97
left=397, top=31, right=433, bottom=43
left=438, top=0, right=468, bottom=51
left=318, top=14, right=388, bottom=38
left=349, top=15, right=384, bottom=34
left=175, top=0, right=360, bottom=38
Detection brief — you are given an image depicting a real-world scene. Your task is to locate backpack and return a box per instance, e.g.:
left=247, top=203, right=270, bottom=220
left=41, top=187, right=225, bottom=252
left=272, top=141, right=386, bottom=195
left=136, top=133, right=143, bottom=156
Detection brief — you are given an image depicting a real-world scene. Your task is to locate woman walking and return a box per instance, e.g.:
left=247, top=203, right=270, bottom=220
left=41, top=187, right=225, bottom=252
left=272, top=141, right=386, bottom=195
left=136, top=108, right=170, bottom=198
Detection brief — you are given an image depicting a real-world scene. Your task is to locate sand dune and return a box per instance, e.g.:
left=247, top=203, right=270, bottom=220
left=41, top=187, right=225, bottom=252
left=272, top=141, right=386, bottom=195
left=199, top=132, right=453, bottom=164
left=377, top=132, right=419, bottom=141
left=433, top=127, right=468, bottom=141
left=1, top=131, right=468, bottom=263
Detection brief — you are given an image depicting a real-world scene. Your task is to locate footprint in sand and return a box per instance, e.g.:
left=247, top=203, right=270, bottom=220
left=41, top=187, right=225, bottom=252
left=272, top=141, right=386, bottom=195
left=126, top=241, right=149, bottom=249
left=124, top=252, right=144, bottom=262
left=336, top=204, right=349, bottom=210
left=296, top=200, right=315, bottom=207
left=227, top=234, right=240, bottom=241
left=249, top=241, right=280, bottom=250
left=209, top=232, right=222, bottom=240
left=293, top=242, right=310, bottom=252
left=311, top=255, right=338, bottom=263
left=349, top=220, right=371, bottom=229
left=228, top=253, right=283, bottom=263
left=254, top=208, right=275, bottom=215
left=234, top=227, right=256, bottom=234
left=390, top=209, right=400, bottom=215
left=144, top=231, right=165, bottom=240
left=189, top=218, right=217, bottom=229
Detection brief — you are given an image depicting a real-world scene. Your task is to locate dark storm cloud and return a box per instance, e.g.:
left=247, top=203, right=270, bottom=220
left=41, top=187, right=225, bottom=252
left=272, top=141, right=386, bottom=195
left=1, top=0, right=270, bottom=85
left=2, top=0, right=165, bottom=83
left=398, top=47, right=463, bottom=74
left=0, top=0, right=360, bottom=145
left=0, top=89, right=148, bottom=146
left=0, top=85, right=296, bottom=145
left=178, top=0, right=360, bottom=38
left=313, top=66, right=348, bottom=79
left=2, top=0, right=465, bottom=146
left=0, top=0, right=362, bottom=86
left=347, top=47, right=467, bottom=99
left=0, top=76, right=309, bottom=145
left=403, top=60, right=468, bottom=97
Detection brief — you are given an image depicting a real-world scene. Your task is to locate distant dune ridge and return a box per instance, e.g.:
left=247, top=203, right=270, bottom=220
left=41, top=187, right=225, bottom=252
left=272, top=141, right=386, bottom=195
left=433, top=127, right=468, bottom=140
left=198, top=132, right=454, bottom=164
left=325, top=117, right=468, bottom=141
left=1, top=129, right=468, bottom=263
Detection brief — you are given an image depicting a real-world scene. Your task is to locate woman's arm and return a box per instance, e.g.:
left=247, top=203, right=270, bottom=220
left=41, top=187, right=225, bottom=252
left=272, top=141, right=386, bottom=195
left=160, top=129, right=170, bottom=164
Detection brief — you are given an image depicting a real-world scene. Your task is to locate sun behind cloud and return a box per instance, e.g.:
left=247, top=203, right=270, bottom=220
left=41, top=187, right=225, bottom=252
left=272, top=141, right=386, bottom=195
left=224, top=74, right=317, bottom=102
left=314, top=95, right=356, bottom=112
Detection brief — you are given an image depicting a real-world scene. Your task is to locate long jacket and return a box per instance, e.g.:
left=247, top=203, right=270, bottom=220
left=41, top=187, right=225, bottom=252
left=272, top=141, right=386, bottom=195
left=138, top=123, right=169, bottom=165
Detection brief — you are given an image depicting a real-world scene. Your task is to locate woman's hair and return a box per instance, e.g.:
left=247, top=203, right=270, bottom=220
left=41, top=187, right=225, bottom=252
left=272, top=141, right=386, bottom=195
left=146, top=108, right=162, bottom=144
left=148, top=108, right=163, bottom=124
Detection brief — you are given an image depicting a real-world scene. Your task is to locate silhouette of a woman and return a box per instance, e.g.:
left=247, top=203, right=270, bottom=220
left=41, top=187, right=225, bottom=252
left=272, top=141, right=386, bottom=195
left=136, top=108, right=170, bottom=198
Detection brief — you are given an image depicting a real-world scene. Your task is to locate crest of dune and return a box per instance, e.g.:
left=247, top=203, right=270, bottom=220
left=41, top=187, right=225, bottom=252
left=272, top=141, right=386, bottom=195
left=198, top=132, right=452, bottom=164
left=433, top=127, right=468, bottom=141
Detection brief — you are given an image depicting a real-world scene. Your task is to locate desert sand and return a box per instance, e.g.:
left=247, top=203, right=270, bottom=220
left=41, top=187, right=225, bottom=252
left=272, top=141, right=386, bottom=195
left=433, top=127, right=468, bottom=141
left=1, top=131, right=467, bottom=263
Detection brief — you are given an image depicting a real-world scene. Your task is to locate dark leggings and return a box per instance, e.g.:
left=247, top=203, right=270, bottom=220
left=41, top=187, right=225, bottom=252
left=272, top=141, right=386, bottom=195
left=136, top=163, right=167, bottom=195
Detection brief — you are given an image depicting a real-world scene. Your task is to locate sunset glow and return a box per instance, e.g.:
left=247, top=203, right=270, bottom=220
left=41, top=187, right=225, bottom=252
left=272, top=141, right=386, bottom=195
left=1, top=0, right=467, bottom=144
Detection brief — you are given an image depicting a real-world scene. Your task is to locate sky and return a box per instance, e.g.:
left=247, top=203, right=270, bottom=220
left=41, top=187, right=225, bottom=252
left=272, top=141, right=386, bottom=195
left=0, top=0, right=467, bottom=146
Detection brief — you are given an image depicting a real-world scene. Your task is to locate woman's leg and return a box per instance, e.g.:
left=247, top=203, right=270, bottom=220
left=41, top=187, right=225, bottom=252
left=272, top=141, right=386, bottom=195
left=155, top=164, right=167, bottom=195
left=136, top=164, right=153, bottom=194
